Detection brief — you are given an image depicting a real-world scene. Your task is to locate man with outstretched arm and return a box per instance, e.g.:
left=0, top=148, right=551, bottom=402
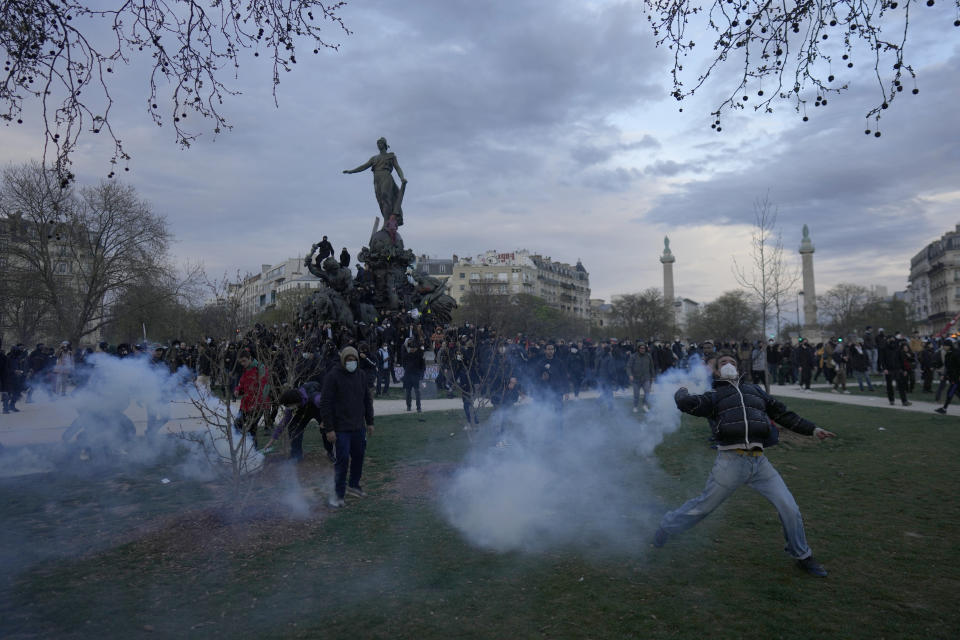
left=654, top=352, right=837, bottom=577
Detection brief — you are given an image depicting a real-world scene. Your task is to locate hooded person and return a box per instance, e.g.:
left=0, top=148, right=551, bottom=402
left=400, top=337, right=426, bottom=413
left=654, top=353, right=837, bottom=578
left=263, top=382, right=333, bottom=462
left=320, top=346, right=375, bottom=507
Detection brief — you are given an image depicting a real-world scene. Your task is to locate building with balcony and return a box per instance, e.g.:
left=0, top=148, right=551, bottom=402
left=232, top=257, right=325, bottom=321
left=415, top=254, right=456, bottom=279
left=0, top=213, right=102, bottom=345
left=450, top=250, right=591, bottom=319
left=907, top=223, right=960, bottom=335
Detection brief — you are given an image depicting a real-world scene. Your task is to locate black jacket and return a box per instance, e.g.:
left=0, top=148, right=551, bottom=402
left=319, top=366, right=374, bottom=432
left=400, top=348, right=425, bottom=384
left=675, top=379, right=817, bottom=449
left=878, top=341, right=904, bottom=373
left=532, top=355, right=569, bottom=395
left=797, top=344, right=815, bottom=368
left=944, top=349, right=960, bottom=382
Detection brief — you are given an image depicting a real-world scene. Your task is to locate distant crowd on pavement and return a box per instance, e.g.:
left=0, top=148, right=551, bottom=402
left=3, top=321, right=960, bottom=428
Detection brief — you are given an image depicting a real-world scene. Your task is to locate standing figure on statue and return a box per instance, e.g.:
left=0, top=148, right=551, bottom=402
left=343, top=137, right=408, bottom=226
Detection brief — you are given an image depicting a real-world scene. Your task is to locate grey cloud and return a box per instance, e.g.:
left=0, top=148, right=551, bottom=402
left=641, top=49, right=960, bottom=256
left=644, top=159, right=697, bottom=177
left=571, top=134, right=662, bottom=167
left=580, top=166, right=642, bottom=192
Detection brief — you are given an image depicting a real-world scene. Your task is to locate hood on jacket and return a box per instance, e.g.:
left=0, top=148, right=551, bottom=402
left=340, top=346, right=359, bottom=367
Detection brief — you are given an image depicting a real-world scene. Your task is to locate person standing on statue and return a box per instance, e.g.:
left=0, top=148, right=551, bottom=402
left=343, top=137, right=408, bottom=226
left=316, top=236, right=334, bottom=262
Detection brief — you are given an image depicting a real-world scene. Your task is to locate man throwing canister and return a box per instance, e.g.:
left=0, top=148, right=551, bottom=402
left=320, top=346, right=375, bottom=508
left=654, top=352, right=836, bottom=577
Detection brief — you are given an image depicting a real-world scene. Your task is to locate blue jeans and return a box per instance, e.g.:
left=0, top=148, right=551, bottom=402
left=334, top=430, right=367, bottom=498
left=852, top=369, right=874, bottom=391
left=632, top=380, right=651, bottom=408
left=659, top=451, right=812, bottom=559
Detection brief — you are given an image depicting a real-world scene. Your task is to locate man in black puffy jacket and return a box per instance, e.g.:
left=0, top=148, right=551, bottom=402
left=654, top=353, right=836, bottom=578
left=320, top=347, right=375, bottom=508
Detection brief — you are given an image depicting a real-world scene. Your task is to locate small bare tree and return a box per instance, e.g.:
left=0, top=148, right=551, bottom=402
left=437, top=329, right=519, bottom=436
left=184, top=337, right=264, bottom=502
left=733, top=194, right=798, bottom=340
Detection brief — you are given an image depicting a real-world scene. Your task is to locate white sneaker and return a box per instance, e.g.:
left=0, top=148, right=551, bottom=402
left=632, top=407, right=638, bottom=413
left=346, top=485, right=366, bottom=498
left=328, top=496, right=345, bottom=508
left=843, top=390, right=851, bottom=394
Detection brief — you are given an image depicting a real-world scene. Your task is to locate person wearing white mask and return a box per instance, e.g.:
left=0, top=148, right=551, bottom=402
left=320, top=346, right=375, bottom=508
left=654, top=353, right=837, bottom=578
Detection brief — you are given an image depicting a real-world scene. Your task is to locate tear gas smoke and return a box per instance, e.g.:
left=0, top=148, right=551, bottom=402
left=1, top=352, right=263, bottom=479
left=441, top=359, right=713, bottom=554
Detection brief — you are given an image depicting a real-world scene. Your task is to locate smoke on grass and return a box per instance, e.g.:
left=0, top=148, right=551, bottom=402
left=441, top=359, right=713, bottom=554
left=0, top=352, right=267, bottom=481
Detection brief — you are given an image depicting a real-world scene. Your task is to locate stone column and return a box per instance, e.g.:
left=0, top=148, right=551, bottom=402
left=799, top=225, right=818, bottom=336
left=660, top=236, right=675, bottom=306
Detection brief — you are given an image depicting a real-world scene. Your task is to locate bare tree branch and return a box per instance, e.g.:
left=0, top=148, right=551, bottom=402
left=1, top=1, right=350, bottom=186
left=644, top=0, right=956, bottom=133
left=732, top=193, right=797, bottom=339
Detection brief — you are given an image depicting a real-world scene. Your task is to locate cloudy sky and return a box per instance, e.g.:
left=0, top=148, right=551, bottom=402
left=3, top=1, right=958, bottom=310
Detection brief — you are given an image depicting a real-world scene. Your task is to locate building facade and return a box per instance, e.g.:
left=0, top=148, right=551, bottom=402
left=415, top=254, right=455, bottom=279
left=450, top=250, right=591, bottom=319
left=908, top=224, right=960, bottom=335
left=673, top=297, right=700, bottom=332
left=589, top=298, right=613, bottom=328
left=0, top=214, right=102, bottom=345
left=232, top=257, right=324, bottom=321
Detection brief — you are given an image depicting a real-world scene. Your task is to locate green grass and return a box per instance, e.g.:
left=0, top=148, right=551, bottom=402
left=2, top=399, right=959, bottom=639
left=803, top=380, right=946, bottom=405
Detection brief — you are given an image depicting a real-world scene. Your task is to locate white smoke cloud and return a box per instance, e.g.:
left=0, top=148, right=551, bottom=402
left=442, top=359, right=713, bottom=554
left=1, top=352, right=265, bottom=480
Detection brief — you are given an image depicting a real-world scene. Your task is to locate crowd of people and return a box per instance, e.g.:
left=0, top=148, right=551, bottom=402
left=4, top=321, right=960, bottom=423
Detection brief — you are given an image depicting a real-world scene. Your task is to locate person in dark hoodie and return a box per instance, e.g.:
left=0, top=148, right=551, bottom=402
left=264, top=382, right=335, bottom=462
left=654, top=352, right=837, bottom=578
left=400, top=337, right=426, bottom=413
left=320, top=346, right=375, bottom=508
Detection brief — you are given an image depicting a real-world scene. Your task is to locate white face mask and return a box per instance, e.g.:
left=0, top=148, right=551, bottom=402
left=719, top=363, right=738, bottom=380
left=345, top=360, right=358, bottom=373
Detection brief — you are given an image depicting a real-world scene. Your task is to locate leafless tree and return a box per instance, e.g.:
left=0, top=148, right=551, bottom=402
left=610, top=288, right=675, bottom=341
left=0, top=161, right=172, bottom=344
left=1, top=1, right=350, bottom=185
left=644, top=0, right=957, bottom=133
left=819, top=282, right=872, bottom=336
left=685, top=290, right=761, bottom=343
left=732, top=194, right=798, bottom=339
left=0, top=263, right=53, bottom=343
left=107, top=260, right=206, bottom=343
left=183, top=333, right=264, bottom=502
left=448, top=332, right=520, bottom=436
